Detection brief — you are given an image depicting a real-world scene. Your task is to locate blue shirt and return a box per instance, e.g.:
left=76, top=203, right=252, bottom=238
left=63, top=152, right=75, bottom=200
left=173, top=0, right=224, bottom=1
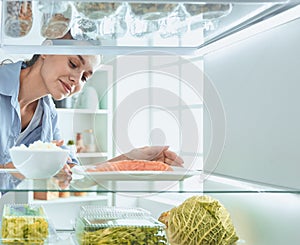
left=0, top=61, right=78, bottom=166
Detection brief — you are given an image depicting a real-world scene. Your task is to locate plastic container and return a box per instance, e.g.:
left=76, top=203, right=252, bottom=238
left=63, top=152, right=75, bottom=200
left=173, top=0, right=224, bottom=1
left=1, top=204, right=50, bottom=244
left=75, top=206, right=168, bottom=245
left=78, top=206, right=151, bottom=217
left=39, top=1, right=74, bottom=39
left=4, top=0, right=33, bottom=37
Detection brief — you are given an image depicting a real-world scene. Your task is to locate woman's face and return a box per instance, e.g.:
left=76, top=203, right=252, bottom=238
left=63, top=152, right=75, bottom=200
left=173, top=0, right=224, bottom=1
left=39, top=54, right=100, bottom=100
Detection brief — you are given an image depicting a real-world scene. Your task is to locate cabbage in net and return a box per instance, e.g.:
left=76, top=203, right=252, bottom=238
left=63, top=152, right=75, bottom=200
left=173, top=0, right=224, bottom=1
left=159, top=195, right=239, bottom=245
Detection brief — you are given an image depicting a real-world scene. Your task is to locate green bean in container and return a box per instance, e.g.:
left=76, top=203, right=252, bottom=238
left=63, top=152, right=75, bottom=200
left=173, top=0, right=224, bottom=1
left=79, top=226, right=167, bottom=245
left=75, top=206, right=168, bottom=245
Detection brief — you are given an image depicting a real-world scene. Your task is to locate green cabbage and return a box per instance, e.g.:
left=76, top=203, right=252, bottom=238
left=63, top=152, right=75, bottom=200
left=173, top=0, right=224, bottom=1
left=159, top=195, right=238, bottom=245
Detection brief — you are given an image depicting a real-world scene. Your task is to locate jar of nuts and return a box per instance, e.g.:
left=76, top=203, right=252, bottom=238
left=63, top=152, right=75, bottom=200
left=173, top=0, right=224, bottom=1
left=74, top=2, right=121, bottom=20
left=4, top=0, right=33, bottom=38
left=39, top=0, right=74, bottom=39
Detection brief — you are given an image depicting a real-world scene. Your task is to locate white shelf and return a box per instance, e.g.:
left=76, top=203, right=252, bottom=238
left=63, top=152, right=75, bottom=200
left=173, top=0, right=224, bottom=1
left=32, top=195, right=108, bottom=205
left=76, top=152, right=108, bottom=158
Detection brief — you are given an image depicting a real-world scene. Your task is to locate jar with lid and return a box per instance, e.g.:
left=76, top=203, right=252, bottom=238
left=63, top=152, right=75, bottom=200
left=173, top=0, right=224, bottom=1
left=83, top=129, right=97, bottom=153
left=38, top=0, right=74, bottom=39
left=4, top=0, right=33, bottom=38
left=159, top=4, right=190, bottom=39
left=74, top=2, right=121, bottom=20
left=98, top=3, right=128, bottom=40
left=71, top=16, right=98, bottom=40
left=184, top=3, right=232, bottom=31
left=129, top=3, right=176, bottom=38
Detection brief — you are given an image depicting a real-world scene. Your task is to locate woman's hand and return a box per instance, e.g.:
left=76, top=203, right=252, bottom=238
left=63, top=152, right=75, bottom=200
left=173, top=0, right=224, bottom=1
left=52, top=139, right=64, bottom=147
left=55, top=163, right=72, bottom=189
left=125, top=146, right=184, bottom=167
left=1, top=162, right=25, bottom=180
left=52, top=140, right=73, bottom=187
left=52, top=139, right=75, bottom=169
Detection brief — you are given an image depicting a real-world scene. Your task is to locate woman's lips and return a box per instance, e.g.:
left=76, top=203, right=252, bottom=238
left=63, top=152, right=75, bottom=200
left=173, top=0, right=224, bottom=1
left=60, top=81, right=71, bottom=94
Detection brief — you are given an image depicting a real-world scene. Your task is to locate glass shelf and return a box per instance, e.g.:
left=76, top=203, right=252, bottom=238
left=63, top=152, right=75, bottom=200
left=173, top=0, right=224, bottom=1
left=56, top=108, right=108, bottom=114
left=0, top=169, right=299, bottom=194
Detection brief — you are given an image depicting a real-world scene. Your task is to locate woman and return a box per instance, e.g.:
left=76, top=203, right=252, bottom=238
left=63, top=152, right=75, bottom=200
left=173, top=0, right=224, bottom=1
left=0, top=53, right=98, bottom=171
left=0, top=41, right=183, bottom=174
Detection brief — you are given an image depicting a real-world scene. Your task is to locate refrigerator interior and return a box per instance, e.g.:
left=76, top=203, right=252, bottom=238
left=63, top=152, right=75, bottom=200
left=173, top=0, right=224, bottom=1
left=1, top=1, right=300, bottom=244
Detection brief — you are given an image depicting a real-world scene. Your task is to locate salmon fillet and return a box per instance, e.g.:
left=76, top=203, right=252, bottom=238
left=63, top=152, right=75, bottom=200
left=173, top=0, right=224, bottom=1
left=85, top=160, right=173, bottom=172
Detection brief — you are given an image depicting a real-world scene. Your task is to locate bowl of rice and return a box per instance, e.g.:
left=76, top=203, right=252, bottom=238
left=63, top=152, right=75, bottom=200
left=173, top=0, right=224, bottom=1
left=9, top=141, right=69, bottom=179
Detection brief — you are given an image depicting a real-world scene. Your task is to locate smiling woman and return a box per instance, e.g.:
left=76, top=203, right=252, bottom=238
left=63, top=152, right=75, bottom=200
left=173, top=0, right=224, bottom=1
left=0, top=31, right=101, bottom=176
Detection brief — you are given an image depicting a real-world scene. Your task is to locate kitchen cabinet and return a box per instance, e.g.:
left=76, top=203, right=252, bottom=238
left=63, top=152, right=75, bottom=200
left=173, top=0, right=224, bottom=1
left=1, top=0, right=300, bottom=244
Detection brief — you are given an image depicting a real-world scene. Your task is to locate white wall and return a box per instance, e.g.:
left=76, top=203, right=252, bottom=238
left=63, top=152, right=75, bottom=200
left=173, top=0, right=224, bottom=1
left=204, top=18, right=300, bottom=188
left=113, top=55, right=204, bottom=170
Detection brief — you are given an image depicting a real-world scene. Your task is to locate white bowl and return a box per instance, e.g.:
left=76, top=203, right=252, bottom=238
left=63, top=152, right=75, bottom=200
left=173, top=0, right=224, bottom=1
left=9, top=148, right=69, bottom=179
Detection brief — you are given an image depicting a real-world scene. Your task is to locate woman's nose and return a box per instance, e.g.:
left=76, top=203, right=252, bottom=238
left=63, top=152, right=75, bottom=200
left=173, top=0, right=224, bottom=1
left=69, top=71, right=82, bottom=84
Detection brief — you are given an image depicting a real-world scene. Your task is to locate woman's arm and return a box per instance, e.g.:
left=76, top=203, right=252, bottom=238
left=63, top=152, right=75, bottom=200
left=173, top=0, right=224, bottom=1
left=108, top=154, right=130, bottom=162
left=0, top=162, right=15, bottom=169
left=0, top=162, right=25, bottom=180
left=108, top=146, right=184, bottom=167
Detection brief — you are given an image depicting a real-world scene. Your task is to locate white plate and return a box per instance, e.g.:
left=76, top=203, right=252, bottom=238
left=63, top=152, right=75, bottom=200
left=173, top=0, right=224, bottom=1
left=72, top=165, right=201, bottom=181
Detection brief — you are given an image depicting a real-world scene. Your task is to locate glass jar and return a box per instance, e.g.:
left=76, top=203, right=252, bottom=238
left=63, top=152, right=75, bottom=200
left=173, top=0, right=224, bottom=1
left=83, top=129, right=97, bottom=153
left=98, top=3, right=128, bottom=40
left=74, top=2, right=120, bottom=20
left=4, top=0, right=33, bottom=38
left=185, top=3, right=232, bottom=20
left=73, top=2, right=127, bottom=40
left=39, top=0, right=74, bottom=39
left=129, top=3, right=175, bottom=19
left=184, top=3, right=232, bottom=31
left=159, top=4, right=190, bottom=39
left=71, top=16, right=98, bottom=40
left=129, top=16, right=162, bottom=38
left=129, top=3, right=176, bottom=38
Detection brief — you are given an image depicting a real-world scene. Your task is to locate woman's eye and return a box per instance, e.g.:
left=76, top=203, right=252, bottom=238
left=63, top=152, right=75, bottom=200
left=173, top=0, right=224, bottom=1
left=69, top=60, right=77, bottom=68
left=82, top=73, right=90, bottom=82
left=81, top=76, right=87, bottom=82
